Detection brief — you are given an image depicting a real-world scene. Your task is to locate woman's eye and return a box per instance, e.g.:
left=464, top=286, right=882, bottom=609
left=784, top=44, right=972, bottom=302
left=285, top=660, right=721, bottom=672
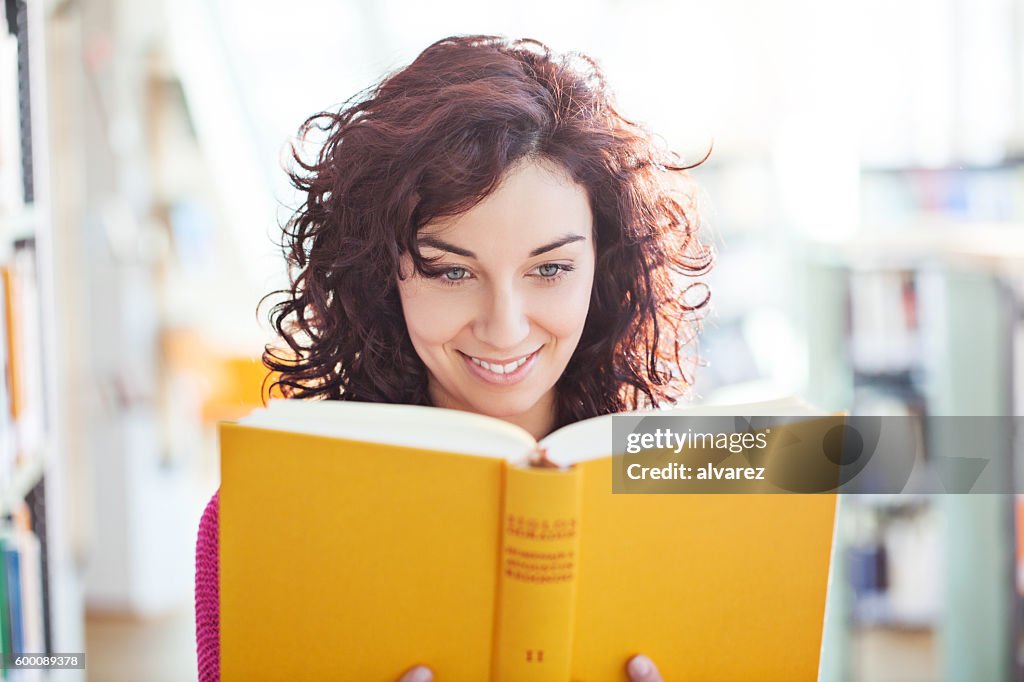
left=444, top=267, right=469, bottom=281
left=424, top=265, right=474, bottom=287
left=534, top=263, right=574, bottom=280
left=537, top=263, right=561, bottom=277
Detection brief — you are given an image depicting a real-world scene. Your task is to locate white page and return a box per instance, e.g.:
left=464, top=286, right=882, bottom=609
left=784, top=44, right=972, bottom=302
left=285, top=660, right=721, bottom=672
left=238, top=398, right=536, bottom=461
left=236, top=396, right=823, bottom=467
left=539, top=396, right=823, bottom=467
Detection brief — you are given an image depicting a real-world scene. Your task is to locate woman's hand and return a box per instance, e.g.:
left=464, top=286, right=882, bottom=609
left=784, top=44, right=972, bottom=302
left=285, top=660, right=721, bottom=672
left=397, top=654, right=663, bottom=682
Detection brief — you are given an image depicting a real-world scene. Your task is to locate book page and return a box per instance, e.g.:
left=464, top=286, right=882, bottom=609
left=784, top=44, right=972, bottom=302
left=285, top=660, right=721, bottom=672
left=539, top=396, right=823, bottom=467
left=239, top=398, right=537, bottom=461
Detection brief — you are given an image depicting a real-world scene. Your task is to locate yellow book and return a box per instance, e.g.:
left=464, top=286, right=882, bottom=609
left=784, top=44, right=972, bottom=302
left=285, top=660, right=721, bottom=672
left=220, top=398, right=838, bottom=681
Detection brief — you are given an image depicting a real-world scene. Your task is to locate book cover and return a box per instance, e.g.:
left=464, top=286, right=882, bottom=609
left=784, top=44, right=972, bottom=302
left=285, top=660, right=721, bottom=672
left=220, top=399, right=837, bottom=681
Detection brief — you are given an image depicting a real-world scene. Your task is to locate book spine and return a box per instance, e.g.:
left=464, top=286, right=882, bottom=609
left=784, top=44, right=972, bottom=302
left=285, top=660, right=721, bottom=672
left=14, top=529, right=42, bottom=658
left=4, top=546, right=21, bottom=661
left=0, top=271, right=12, bottom=493
left=0, top=536, right=10, bottom=678
left=491, top=464, right=582, bottom=682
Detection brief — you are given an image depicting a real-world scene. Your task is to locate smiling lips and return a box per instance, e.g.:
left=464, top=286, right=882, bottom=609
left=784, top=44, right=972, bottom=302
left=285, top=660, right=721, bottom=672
left=460, top=349, right=540, bottom=385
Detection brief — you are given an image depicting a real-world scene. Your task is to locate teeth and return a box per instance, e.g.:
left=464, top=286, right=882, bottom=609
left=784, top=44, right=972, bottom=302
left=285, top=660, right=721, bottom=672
left=469, top=353, right=531, bottom=374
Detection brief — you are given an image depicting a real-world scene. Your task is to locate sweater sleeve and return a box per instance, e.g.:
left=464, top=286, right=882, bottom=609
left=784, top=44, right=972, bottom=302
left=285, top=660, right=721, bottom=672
left=195, top=490, right=220, bottom=682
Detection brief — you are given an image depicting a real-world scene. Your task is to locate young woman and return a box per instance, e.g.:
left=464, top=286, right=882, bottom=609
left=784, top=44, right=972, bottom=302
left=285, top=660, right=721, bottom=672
left=195, top=34, right=712, bottom=682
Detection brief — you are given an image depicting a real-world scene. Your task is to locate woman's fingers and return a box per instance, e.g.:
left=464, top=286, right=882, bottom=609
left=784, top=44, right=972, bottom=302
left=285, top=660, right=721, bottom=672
left=627, top=654, right=664, bottom=682
left=398, top=657, right=659, bottom=681
left=395, top=655, right=659, bottom=679
left=397, top=665, right=433, bottom=682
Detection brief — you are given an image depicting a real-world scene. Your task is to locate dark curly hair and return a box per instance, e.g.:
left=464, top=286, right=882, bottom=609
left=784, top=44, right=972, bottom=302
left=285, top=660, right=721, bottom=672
left=261, top=34, right=713, bottom=430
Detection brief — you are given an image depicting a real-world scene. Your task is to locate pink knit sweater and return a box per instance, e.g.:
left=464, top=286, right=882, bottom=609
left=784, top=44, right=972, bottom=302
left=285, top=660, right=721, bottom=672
left=195, top=490, right=220, bottom=681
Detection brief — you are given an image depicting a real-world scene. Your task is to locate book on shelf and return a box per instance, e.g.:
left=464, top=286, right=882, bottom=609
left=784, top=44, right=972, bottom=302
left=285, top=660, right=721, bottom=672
left=0, top=239, right=45, bottom=483
left=848, top=269, right=920, bottom=374
left=220, top=397, right=838, bottom=681
left=0, top=506, right=45, bottom=676
left=0, top=270, right=12, bottom=493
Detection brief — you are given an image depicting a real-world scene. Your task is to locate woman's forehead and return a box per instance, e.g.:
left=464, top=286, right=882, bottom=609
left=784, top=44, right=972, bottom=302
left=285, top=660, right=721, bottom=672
left=418, top=159, right=593, bottom=255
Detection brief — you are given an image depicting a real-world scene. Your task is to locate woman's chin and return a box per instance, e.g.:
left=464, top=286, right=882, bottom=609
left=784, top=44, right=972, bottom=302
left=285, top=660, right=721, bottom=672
left=428, top=372, right=556, bottom=425
left=471, top=400, right=537, bottom=420
left=466, top=392, right=547, bottom=421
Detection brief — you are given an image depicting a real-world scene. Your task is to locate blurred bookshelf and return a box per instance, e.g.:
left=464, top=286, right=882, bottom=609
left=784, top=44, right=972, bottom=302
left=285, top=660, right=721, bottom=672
left=805, top=221, right=1024, bottom=681
left=0, top=0, right=84, bottom=676
left=860, top=163, right=1024, bottom=227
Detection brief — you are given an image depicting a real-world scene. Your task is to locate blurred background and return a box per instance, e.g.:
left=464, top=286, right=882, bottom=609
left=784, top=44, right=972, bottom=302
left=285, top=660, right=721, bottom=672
left=1, top=0, right=1023, bottom=679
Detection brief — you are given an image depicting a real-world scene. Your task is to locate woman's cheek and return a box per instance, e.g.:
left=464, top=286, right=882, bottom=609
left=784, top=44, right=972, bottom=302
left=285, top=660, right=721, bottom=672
left=538, top=274, right=594, bottom=340
left=402, top=287, right=473, bottom=347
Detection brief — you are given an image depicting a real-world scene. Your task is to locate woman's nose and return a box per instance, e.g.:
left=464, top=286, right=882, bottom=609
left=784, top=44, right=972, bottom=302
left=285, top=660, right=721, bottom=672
left=474, top=285, right=530, bottom=351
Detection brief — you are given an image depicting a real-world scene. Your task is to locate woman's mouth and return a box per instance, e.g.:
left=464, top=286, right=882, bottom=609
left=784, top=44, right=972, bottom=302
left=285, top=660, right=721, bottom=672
left=459, top=348, right=541, bottom=386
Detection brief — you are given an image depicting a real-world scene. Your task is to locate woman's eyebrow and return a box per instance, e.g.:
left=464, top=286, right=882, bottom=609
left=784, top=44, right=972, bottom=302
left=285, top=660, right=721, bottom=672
left=529, top=233, right=586, bottom=257
left=417, top=236, right=475, bottom=257
left=417, top=233, right=587, bottom=259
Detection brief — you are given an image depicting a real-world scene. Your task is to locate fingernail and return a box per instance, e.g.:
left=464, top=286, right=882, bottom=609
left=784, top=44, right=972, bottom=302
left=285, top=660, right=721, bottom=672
left=628, top=655, right=653, bottom=678
left=404, top=666, right=433, bottom=682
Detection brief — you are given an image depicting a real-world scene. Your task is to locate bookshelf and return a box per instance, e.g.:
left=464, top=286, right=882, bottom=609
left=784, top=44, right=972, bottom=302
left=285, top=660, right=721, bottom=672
left=804, top=224, right=1024, bottom=681
left=1, top=0, right=84, bottom=677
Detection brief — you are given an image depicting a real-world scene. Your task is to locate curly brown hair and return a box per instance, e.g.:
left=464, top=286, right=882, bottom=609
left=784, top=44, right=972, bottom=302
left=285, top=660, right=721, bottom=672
left=261, top=34, right=713, bottom=430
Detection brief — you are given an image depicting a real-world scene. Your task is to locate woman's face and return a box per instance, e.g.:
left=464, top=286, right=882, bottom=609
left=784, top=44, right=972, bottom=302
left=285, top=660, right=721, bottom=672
left=397, top=159, right=596, bottom=437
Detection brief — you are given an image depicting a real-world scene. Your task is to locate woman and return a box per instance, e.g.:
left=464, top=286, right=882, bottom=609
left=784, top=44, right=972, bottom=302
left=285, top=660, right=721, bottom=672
left=196, top=34, right=712, bottom=681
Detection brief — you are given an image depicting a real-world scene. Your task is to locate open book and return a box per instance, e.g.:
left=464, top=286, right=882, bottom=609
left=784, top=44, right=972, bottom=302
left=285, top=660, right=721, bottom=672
left=219, top=398, right=837, bottom=681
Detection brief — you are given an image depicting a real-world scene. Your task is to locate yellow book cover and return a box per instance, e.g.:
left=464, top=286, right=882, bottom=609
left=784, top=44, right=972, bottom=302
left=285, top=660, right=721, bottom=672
left=220, top=398, right=838, bottom=681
